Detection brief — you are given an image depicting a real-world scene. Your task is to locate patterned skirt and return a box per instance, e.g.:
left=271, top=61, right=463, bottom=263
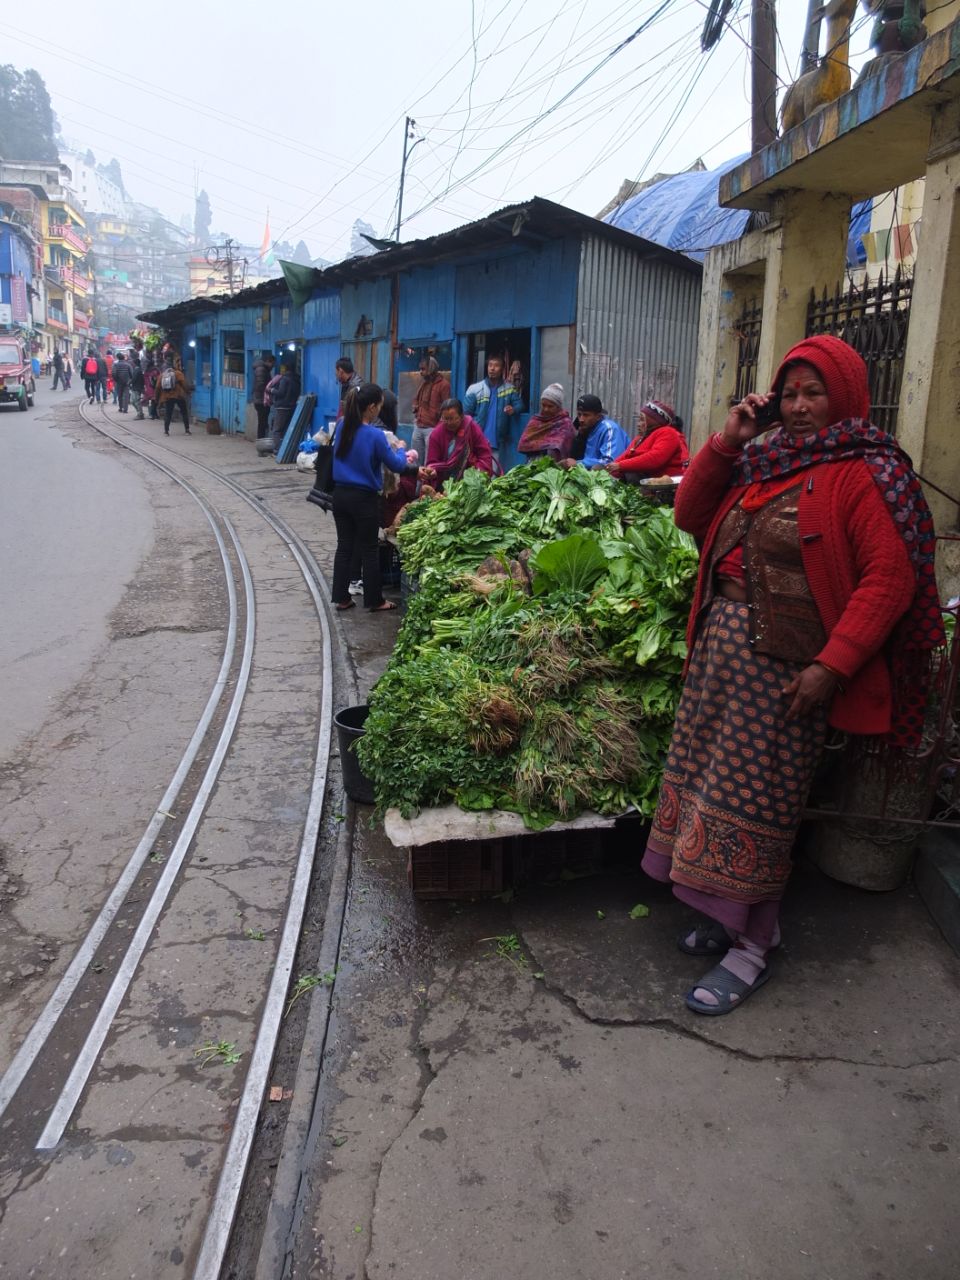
left=648, top=598, right=827, bottom=903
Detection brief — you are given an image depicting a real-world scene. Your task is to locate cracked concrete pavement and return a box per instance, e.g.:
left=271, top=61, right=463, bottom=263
left=284, top=618, right=960, bottom=1280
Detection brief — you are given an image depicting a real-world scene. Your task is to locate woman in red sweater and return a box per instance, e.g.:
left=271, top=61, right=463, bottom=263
left=608, top=400, right=689, bottom=479
left=642, top=335, right=942, bottom=1016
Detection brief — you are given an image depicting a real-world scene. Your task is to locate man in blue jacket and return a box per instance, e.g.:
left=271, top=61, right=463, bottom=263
left=463, top=355, right=522, bottom=459
left=562, top=394, right=629, bottom=469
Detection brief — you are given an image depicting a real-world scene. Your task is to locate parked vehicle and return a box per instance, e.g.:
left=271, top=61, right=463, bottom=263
left=0, top=336, right=35, bottom=411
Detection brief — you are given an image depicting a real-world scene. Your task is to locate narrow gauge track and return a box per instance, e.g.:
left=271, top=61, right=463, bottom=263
left=0, top=400, right=345, bottom=1279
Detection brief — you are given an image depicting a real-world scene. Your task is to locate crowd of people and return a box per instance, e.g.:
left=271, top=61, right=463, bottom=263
left=59, top=332, right=942, bottom=1021
left=78, top=339, right=190, bottom=433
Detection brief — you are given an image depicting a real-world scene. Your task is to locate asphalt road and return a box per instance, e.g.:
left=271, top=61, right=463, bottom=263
left=0, top=386, right=153, bottom=757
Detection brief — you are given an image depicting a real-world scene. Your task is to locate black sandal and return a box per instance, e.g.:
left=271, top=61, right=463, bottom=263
left=335, top=600, right=355, bottom=611
left=369, top=600, right=397, bottom=612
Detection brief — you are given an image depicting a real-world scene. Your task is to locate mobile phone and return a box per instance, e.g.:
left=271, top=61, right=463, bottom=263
left=753, top=397, right=780, bottom=430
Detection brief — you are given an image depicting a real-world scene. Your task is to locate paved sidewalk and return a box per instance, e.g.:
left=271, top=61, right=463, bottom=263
left=105, top=418, right=960, bottom=1280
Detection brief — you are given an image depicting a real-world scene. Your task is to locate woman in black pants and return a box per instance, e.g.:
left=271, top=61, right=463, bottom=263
left=331, top=383, right=419, bottom=612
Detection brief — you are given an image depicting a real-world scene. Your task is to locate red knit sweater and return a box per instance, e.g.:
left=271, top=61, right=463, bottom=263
left=676, top=439, right=917, bottom=736
left=614, top=425, right=689, bottom=476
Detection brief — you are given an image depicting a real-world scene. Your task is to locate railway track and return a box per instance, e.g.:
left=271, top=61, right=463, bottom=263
left=0, top=400, right=350, bottom=1278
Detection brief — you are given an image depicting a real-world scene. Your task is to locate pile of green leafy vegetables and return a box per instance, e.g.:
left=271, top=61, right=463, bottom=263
left=357, top=460, right=699, bottom=828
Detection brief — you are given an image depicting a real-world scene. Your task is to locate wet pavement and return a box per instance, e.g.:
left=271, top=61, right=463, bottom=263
left=1, top=398, right=958, bottom=1279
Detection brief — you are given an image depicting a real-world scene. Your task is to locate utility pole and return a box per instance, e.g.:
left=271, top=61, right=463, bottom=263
left=394, top=117, right=424, bottom=243
left=751, top=0, right=777, bottom=152
left=800, top=0, right=824, bottom=72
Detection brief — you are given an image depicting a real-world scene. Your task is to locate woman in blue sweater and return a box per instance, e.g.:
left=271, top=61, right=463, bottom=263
left=332, top=383, right=418, bottom=612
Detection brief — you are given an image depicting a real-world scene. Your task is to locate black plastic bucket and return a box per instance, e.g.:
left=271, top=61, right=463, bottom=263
left=334, top=704, right=375, bottom=804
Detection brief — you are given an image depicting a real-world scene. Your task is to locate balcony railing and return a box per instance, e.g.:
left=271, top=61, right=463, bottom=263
left=43, top=264, right=89, bottom=295
left=46, top=307, right=68, bottom=329
left=48, top=223, right=88, bottom=254
left=59, top=266, right=89, bottom=295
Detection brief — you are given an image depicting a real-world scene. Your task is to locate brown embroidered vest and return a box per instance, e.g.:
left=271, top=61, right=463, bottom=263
left=708, top=483, right=826, bottom=663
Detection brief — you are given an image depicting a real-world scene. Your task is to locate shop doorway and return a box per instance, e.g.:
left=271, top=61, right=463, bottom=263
left=466, top=328, right=531, bottom=411
left=396, top=340, right=453, bottom=424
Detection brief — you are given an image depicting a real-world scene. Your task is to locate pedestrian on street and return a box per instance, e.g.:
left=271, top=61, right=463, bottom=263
left=269, top=360, right=301, bottom=454
left=335, top=357, right=362, bottom=417
left=62, top=355, right=73, bottom=391
left=641, top=334, right=942, bottom=1016
left=82, top=350, right=99, bottom=401
left=130, top=354, right=146, bottom=418
left=252, top=352, right=275, bottom=439
left=96, top=353, right=109, bottom=404
left=113, top=351, right=134, bottom=413
left=143, top=356, right=159, bottom=419
left=156, top=357, right=191, bottom=434
left=330, top=382, right=418, bottom=613
left=411, top=357, right=451, bottom=465
left=51, top=350, right=64, bottom=390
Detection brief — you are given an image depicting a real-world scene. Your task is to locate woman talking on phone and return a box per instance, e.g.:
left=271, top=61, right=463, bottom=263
left=641, top=335, right=942, bottom=1016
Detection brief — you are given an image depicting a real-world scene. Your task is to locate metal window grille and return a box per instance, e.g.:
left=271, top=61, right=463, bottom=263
left=806, top=270, right=913, bottom=435
left=732, top=298, right=763, bottom=402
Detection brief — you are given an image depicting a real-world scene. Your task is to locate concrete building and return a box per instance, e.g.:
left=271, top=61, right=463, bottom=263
left=691, top=6, right=960, bottom=580
left=0, top=160, right=93, bottom=360
left=142, top=198, right=704, bottom=458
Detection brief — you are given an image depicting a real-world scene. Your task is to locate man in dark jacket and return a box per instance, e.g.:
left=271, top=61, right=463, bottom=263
left=252, top=353, right=275, bottom=439
left=335, top=357, right=362, bottom=417
left=112, top=351, right=134, bottom=413
left=96, top=353, right=109, bottom=404
left=51, top=350, right=64, bottom=390
left=269, top=361, right=301, bottom=454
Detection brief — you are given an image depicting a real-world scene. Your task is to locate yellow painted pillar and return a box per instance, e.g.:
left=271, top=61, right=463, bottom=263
left=898, top=100, right=960, bottom=546
left=756, top=191, right=850, bottom=388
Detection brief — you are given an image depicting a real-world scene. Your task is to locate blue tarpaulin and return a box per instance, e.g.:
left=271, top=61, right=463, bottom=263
left=604, top=158, right=875, bottom=270
left=603, top=158, right=751, bottom=261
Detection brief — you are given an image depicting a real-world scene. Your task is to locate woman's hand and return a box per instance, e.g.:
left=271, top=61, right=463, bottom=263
left=720, top=393, right=777, bottom=450
left=606, top=462, right=622, bottom=477
left=419, top=465, right=436, bottom=482
left=782, top=663, right=839, bottom=719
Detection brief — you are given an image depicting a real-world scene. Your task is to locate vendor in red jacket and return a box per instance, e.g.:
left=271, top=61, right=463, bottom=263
left=421, top=398, right=494, bottom=491
left=641, top=334, right=942, bottom=1018
left=607, top=400, right=689, bottom=479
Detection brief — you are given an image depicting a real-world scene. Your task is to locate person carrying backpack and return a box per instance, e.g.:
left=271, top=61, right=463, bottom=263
left=156, top=357, right=191, bottom=434
left=82, top=350, right=99, bottom=402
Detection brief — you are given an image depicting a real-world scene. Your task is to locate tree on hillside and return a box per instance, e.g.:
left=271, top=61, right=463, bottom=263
left=102, top=157, right=124, bottom=192
left=0, top=65, right=59, bottom=161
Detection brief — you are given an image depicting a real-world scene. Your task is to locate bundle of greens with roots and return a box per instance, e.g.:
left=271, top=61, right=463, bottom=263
left=357, top=462, right=699, bottom=828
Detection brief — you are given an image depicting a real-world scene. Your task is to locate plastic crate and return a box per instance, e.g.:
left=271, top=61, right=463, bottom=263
left=409, top=837, right=515, bottom=899
left=379, top=541, right=402, bottom=587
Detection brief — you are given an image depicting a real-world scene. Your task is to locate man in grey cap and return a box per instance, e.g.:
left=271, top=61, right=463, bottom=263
left=561, top=393, right=629, bottom=470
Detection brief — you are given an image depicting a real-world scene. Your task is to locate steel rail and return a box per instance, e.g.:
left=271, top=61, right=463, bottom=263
left=37, top=510, right=257, bottom=1149
left=36, top=404, right=343, bottom=1280
left=0, top=402, right=241, bottom=1124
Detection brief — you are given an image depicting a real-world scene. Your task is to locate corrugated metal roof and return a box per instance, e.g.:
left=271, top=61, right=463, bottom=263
left=139, top=196, right=701, bottom=327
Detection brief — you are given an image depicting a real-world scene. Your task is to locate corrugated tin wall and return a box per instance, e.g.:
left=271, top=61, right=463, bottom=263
left=576, top=236, right=701, bottom=432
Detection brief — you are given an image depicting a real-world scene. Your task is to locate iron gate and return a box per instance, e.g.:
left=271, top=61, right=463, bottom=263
left=806, top=269, right=913, bottom=435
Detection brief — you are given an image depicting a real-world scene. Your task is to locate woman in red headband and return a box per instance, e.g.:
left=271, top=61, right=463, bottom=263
left=642, top=335, right=943, bottom=1016
left=607, top=400, right=689, bottom=480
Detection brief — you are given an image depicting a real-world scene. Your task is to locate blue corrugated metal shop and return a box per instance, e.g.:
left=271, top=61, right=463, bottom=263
left=141, top=197, right=703, bottom=468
